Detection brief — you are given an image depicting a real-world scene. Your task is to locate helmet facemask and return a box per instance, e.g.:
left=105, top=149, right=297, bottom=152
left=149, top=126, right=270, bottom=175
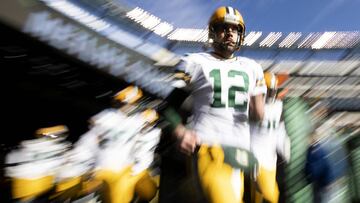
left=209, top=23, right=244, bottom=51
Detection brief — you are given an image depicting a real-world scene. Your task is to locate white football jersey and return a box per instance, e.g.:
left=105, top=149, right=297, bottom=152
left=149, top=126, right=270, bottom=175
left=250, top=100, right=290, bottom=170
left=177, top=52, right=266, bottom=149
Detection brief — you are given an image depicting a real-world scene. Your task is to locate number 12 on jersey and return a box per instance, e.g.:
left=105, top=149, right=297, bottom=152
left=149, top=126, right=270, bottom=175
left=209, top=69, right=249, bottom=111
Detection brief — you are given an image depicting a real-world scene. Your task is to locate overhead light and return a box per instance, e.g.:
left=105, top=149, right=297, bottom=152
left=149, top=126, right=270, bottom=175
left=153, top=22, right=174, bottom=37
left=259, top=32, right=282, bottom=47
left=126, top=7, right=174, bottom=37
left=243, top=31, right=262, bottom=46
left=311, top=32, right=336, bottom=49
left=278, top=32, right=302, bottom=48
left=298, top=33, right=320, bottom=48
left=167, top=28, right=208, bottom=42
left=42, top=0, right=110, bottom=32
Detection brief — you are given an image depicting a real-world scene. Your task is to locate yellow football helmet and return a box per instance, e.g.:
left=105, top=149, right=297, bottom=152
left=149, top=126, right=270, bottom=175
left=264, top=72, right=278, bottom=90
left=35, top=125, right=68, bottom=139
left=264, top=72, right=278, bottom=102
left=208, top=6, right=246, bottom=49
left=114, top=86, right=143, bottom=104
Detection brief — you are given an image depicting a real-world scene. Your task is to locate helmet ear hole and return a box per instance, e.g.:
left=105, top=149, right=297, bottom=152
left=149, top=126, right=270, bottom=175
left=208, top=25, right=215, bottom=38
left=207, top=25, right=217, bottom=45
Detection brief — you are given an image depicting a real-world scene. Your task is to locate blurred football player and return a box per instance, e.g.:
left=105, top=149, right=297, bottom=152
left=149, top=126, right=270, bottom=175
left=250, top=72, right=291, bottom=203
left=75, top=86, right=159, bottom=203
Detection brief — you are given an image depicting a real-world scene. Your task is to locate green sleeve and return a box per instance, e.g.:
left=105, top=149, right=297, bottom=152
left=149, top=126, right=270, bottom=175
left=162, top=107, right=182, bottom=132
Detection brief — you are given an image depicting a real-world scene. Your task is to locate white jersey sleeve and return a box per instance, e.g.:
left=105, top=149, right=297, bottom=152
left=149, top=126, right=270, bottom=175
left=248, top=60, right=266, bottom=96
left=178, top=54, right=195, bottom=74
left=179, top=53, right=206, bottom=85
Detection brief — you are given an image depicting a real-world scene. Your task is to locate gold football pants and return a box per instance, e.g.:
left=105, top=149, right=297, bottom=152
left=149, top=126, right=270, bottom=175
left=254, top=167, right=279, bottom=203
left=95, top=167, right=157, bottom=203
left=197, top=145, right=244, bottom=203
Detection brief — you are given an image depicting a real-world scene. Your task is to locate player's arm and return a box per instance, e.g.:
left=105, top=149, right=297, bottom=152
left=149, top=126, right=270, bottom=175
left=249, top=64, right=267, bottom=121
left=159, top=59, right=198, bottom=155
left=249, top=94, right=265, bottom=121
left=161, top=89, right=198, bottom=155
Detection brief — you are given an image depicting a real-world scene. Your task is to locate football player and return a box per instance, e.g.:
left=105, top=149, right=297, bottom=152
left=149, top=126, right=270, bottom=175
left=75, top=86, right=159, bottom=203
left=250, top=72, right=291, bottom=203
left=161, top=6, right=267, bottom=203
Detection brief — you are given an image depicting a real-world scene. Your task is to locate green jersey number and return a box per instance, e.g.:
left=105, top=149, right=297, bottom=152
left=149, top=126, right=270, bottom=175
left=266, top=120, right=279, bottom=129
left=209, top=69, right=249, bottom=111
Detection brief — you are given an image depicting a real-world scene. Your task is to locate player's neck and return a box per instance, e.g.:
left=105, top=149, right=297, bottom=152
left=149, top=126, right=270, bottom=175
left=211, top=50, right=234, bottom=60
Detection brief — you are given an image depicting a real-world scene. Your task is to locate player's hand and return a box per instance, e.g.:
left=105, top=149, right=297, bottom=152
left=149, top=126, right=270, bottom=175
left=173, top=124, right=198, bottom=155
